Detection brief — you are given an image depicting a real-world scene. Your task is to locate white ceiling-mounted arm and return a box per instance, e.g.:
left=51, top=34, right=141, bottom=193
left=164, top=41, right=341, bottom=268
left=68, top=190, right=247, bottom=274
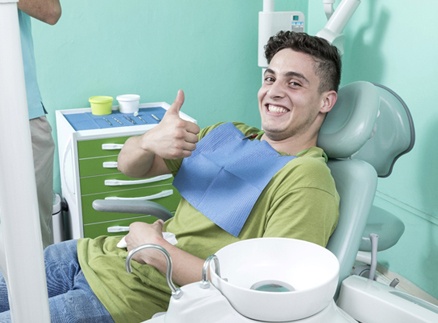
left=317, top=0, right=361, bottom=55
left=323, top=0, right=336, bottom=19
left=263, top=0, right=275, bottom=12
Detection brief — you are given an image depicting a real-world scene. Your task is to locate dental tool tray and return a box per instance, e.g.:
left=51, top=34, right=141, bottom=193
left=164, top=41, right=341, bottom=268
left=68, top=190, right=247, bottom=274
left=63, top=103, right=168, bottom=131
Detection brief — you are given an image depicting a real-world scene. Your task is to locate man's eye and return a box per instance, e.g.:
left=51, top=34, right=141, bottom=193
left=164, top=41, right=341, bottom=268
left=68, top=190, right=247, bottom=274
left=289, top=81, right=301, bottom=87
left=264, top=76, right=275, bottom=83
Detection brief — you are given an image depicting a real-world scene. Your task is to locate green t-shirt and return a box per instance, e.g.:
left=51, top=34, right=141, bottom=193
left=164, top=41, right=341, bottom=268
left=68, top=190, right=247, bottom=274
left=78, top=122, right=339, bottom=323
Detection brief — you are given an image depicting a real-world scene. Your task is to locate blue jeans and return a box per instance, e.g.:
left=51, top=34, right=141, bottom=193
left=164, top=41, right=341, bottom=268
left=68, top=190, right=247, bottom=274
left=0, top=240, right=114, bottom=322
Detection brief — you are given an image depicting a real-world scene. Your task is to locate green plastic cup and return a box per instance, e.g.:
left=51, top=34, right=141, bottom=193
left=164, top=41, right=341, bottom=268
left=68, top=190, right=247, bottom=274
left=89, top=96, right=113, bottom=115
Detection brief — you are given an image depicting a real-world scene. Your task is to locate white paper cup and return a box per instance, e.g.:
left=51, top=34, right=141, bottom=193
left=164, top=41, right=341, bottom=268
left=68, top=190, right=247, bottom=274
left=116, top=94, right=140, bottom=114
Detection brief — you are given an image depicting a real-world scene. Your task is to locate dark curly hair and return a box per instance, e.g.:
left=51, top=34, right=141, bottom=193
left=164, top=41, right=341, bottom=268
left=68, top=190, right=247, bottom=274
left=265, top=31, right=341, bottom=92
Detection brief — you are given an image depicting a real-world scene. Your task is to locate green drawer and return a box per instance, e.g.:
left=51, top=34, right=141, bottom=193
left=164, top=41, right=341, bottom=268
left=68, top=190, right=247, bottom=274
left=77, top=136, right=130, bottom=158
left=81, top=185, right=181, bottom=224
left=80, top=173, right=174, bottom=195
left=83, top=216, right=159, bottom=239
left=79, top=156, right=120, bottom=177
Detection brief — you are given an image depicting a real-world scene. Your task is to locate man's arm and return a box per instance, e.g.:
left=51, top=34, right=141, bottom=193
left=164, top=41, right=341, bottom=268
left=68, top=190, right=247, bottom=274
left=117, top=90, right=200, bottom=178
left=18, top=0, right=62, bottom=25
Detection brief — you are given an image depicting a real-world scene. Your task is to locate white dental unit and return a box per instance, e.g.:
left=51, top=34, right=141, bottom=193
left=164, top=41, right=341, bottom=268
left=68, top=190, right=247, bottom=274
left=0, top=0, right=50, bottom=321
left=1, top=1, right=438, bottom=323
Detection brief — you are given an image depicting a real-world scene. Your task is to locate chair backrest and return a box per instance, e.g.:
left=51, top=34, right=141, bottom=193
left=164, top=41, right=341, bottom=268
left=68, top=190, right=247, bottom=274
left=316, top=81, right=409, bottom=296
left=352, top=84, right=415, bottom=254
left=318, top=81, right=378, bottom=294
left=326, top=159, right=377, bottom=293
left=317, top=81, right=415, bottom=296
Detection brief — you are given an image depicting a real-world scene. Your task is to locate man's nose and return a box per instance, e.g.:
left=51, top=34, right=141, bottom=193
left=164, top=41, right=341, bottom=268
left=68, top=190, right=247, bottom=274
left=267, top=81, right=286, bottom=98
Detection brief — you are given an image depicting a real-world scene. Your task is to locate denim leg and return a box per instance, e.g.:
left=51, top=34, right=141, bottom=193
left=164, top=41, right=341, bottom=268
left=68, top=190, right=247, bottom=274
left=0, top=240, right=114, bottom=322
left=47, top=270, right=114, bottom=323
left=0, top=268, right=9, bottom=313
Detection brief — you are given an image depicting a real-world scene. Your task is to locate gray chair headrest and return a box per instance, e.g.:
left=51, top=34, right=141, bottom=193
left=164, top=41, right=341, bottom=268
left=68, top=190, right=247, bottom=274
left=318, top=81, right=415, bottom=177
left=318, top=81, right=380, bottom=159
left=352, top=83, right=415, bottom=177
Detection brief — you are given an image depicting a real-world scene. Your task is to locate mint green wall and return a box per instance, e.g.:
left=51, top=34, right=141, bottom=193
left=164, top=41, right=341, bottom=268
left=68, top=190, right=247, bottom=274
left=308, top=1, right=438, bottom=298
left=32, top=0, right=306, bottom=195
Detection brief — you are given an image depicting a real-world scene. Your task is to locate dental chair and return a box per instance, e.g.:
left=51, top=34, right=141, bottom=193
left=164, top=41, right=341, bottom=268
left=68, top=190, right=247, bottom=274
left=319, top=82, right=415, bottom=287
left=92, top=81, right=416, bottom=322
left=352, top=84, right=415, bottom=280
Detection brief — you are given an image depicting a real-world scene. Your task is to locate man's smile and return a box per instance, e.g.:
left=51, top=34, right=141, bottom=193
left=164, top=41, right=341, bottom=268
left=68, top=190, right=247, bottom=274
left=266, top=104, right=289, bottom=114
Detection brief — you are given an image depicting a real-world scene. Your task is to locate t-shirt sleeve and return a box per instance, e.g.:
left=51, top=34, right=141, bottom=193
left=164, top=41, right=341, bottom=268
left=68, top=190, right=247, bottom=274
left=261, top=157, right=339, bottom=247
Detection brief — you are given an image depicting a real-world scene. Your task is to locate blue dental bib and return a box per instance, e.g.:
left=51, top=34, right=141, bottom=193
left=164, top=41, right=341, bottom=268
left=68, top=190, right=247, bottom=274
left=173, top=122, right=295, bottom=236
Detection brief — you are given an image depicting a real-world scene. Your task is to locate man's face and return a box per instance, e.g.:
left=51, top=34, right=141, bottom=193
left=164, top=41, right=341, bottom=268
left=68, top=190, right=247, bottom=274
left=258, top=48, right=330, bottom=143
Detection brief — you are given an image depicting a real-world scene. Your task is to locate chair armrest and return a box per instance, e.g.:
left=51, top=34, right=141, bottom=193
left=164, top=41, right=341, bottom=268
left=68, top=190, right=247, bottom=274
left=92, top=199, right=173, bottom=221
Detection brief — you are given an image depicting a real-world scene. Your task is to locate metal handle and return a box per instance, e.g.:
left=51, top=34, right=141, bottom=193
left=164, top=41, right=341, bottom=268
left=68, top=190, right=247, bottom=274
left=104, top=174, right=173, bottom=187
left=101, top=143, right=124, bottom=150
left=107, top=226, right=130, bottom=233
left=105, top=189, right=173, bottom=201
left=200, top=254, right=222, bottom=289
left=102, top=161, right=118, bottom=169
left=126, top=244, right=183, bottom=299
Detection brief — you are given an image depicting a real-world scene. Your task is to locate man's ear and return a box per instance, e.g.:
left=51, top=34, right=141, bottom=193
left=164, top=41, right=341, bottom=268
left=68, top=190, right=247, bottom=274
left=320, top=90, right=338, bottom=113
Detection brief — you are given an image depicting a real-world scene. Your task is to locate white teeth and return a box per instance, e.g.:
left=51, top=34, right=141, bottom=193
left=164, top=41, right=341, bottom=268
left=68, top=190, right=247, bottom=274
left=268, top=105, right=287, bottom=113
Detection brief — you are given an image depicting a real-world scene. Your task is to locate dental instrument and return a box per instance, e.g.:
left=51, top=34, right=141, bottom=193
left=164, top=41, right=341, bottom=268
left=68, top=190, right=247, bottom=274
left=151, top=114, right=161, bottom=121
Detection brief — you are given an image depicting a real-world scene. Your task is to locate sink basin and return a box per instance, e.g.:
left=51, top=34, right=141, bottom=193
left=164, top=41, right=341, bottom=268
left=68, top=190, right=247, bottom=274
left=210, top=238, right=339, bottom=322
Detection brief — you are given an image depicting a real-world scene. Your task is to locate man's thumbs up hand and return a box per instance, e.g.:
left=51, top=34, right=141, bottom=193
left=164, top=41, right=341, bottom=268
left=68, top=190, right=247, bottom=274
left=142, top=90, right=200, bottom=159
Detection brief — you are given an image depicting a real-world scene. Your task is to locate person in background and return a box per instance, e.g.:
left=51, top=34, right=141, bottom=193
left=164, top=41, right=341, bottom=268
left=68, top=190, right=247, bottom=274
left=18, top=0, right=62, bottom=248
left=0, top=31, right=341, bottom=322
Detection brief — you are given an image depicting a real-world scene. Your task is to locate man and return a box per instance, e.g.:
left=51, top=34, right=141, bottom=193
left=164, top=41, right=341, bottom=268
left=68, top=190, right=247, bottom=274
left=18, top=0, right=62, bottom=248
left=0, top=31, right=341, bottom=322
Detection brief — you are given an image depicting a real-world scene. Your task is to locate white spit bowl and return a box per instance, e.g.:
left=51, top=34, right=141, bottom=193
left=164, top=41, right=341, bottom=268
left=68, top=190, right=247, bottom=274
left=210, top=238, right=339, bottom=322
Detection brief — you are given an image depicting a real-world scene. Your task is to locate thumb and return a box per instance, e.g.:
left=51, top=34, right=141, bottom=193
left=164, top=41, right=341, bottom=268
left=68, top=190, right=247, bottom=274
left=154, top=219, right=164, bottom=230
left=165, top=89, right=185, bottom=116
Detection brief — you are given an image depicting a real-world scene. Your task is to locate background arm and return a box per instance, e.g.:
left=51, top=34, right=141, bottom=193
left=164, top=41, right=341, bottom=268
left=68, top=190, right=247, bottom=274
left=18, top=0, right=61, bottom=25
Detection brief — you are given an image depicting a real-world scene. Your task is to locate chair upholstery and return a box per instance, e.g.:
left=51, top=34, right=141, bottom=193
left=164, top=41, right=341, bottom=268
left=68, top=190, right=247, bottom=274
left=325, top=159, right=377, bottom=294
left=359, top=205, right=405, bottom=252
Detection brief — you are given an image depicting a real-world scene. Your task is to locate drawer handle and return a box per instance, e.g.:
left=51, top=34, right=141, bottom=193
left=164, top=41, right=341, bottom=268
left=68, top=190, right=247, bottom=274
left=103, top=161, right=118, bottom=168
left=107, top=226, right=130, bottom=233
left=105, top=174, right=172, bottom=186
left=105, top=189, right=173, bottom=201
left=102, top=143, right=124, bottom=150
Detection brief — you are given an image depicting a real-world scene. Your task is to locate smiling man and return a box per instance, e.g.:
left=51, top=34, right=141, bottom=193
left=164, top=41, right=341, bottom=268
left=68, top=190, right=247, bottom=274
left=0, top=31, right=342, bottom=323
left=258, top=32, right=340, bottom=155
left=113, top=30, right=342, bottom=321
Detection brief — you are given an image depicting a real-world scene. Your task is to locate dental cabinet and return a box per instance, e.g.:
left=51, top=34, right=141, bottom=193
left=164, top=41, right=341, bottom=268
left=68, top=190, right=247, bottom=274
left=56, top=103, right=196, bottom=239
